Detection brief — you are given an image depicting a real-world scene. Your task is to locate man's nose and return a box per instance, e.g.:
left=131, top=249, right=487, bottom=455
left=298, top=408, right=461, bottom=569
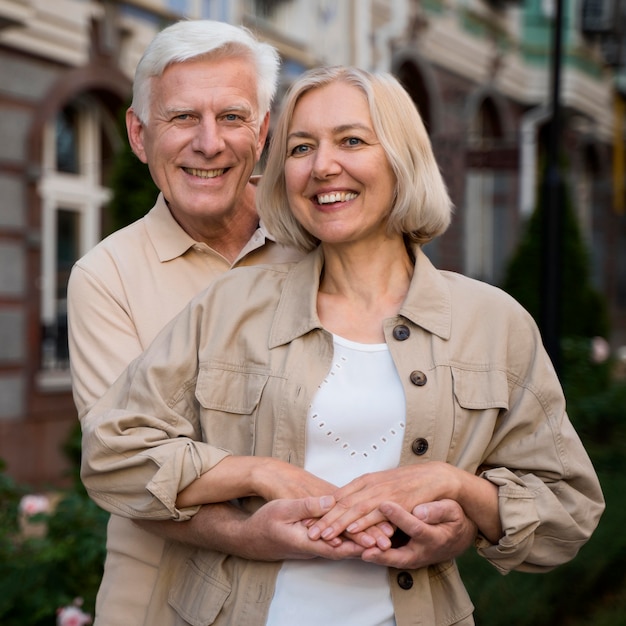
left=191, top=118, right=226, bottom=156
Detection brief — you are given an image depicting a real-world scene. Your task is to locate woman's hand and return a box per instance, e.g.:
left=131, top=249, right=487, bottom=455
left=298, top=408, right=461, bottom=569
left=307, top=461, right=501, bottom=544
left=177, top=456, right=337, bottom=508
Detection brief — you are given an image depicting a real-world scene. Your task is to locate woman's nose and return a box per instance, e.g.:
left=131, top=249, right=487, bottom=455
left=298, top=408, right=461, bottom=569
left=311, top=144, right=342, bottom=179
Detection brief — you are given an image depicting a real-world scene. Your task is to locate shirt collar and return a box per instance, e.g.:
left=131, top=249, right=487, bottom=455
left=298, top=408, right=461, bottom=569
left=145, top=194, right=198, bottom=262
left=144, top=193, right=273, bottom=263
left=269, top=243, right=451, bottom=348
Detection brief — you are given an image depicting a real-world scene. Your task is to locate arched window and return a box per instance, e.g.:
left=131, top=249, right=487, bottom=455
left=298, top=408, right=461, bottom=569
left=37, top=95, right=121, bottom=376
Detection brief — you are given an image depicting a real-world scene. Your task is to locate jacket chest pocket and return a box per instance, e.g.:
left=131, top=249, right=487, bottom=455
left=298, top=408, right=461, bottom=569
left=195, top=365, right=269, bottom=456
left=448, top=367, right=510, bottom=470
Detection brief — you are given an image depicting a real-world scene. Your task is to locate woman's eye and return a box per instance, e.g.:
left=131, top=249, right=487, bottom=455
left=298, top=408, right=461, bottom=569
left=290, top=144, right=310, bottom=156
left=345, top=137, right=363, bottom=146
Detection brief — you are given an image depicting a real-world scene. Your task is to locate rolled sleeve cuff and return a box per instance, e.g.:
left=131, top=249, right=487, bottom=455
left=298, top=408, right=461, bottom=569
left=475, top=467, right=540, bottom=574
left=146, top=441, right=232, bottom=521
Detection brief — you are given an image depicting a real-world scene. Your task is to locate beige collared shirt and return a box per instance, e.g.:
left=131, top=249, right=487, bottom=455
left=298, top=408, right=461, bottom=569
left=81, top=245, right=604, bottom=626
left=68, top=193, right=302, bottom=626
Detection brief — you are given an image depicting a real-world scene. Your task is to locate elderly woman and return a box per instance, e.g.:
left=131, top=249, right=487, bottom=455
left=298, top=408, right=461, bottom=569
left=81, top=66, right=604, bottom=626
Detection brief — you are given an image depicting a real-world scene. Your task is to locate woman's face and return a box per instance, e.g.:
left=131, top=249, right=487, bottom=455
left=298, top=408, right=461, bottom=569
left=284, top=81, right=397, bottom=247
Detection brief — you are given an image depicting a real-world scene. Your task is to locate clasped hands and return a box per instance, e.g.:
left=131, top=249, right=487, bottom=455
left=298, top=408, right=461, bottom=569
left=174, top=456, right=490, bottom=568
left=244, top=460, right=480, bottom=568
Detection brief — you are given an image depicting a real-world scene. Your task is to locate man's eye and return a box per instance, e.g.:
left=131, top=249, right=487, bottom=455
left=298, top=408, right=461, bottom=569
left=224, top=113, right=241, bottom=122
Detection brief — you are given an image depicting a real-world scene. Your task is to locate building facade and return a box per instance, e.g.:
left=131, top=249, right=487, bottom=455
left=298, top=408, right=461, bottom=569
left=0, top=0, right=624, bottom=486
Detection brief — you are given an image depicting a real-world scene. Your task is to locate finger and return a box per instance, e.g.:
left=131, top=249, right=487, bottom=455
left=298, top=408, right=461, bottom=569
left=345, top=523, right=393, bottom=550
left=309, top=506, right=386, bottom=542
left=412, top=499, right=462, bottom=524
left=361, top=544, right=424, bottom=568
left=308, top=538, right=365, bottom=560
left=378, top=501, right=423, bottom=535
left=300, top=495, right=336, bottom=520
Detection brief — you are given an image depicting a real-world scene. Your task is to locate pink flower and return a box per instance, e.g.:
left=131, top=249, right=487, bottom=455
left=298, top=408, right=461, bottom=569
left=19, top=494, right=51, bottom=517
left=591, top=336, right=610, bottom=364
left=56, top=604, right=92, bottom=626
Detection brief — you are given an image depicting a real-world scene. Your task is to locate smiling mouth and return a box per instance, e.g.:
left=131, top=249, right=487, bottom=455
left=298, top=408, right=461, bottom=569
left=316, top=191, right=358, bottom=205
left=183, top=167, right=226, bottom=178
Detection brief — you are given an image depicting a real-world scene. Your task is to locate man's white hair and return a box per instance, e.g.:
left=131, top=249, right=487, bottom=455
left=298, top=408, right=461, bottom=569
left=131, top=20, right=280, bottom=124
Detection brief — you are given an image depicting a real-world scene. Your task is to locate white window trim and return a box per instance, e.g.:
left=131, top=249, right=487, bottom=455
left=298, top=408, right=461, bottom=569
left=37, top=99, right=114, bottom=383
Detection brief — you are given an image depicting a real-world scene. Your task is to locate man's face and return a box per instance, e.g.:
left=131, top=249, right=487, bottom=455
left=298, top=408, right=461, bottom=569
left=127, top=56, right=269, bottom=229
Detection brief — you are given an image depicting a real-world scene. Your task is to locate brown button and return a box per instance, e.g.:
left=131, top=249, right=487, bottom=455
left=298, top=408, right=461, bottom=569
left=397, top=571, right=414, bottom=590
left=392, top=325, right=410, bottom=341
left=411, top=438, right=429, bottom=456
left=409, top=370, right=427, bottom=386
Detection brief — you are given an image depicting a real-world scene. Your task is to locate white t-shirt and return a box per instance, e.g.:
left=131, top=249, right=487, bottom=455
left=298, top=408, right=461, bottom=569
left=266, top=335, right=406, bottom=626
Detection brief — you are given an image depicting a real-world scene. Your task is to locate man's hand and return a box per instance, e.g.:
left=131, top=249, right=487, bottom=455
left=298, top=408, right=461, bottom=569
left=360, top=499, right=477, bottom=569
left=236, top=497, right=365, bottom=561
left=135, top=497, right=365, bottom=561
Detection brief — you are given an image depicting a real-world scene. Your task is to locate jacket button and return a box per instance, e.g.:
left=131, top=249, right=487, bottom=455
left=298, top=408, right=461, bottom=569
left=397, top=571, right=414, bottom=590
left=392, top=325, right=410, bottom=341
left=411, top=438, right=429, bottom=456
left=409, top=370, right=427, bottom=386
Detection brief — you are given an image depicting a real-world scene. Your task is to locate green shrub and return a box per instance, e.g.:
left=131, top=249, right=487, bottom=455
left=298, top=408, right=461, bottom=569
left=0, top=448, right=107, bottom=625
left=105, top=106, right=158, bottom=236
left=501, top=177, right=610, bottom=342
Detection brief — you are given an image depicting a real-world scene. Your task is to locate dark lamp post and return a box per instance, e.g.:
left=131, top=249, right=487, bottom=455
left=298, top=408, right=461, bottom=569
left=540, top=0, right=564, bottom=375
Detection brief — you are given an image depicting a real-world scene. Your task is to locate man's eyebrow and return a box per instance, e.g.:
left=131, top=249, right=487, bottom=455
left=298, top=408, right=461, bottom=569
left=221, top=104, right=253, bottom=116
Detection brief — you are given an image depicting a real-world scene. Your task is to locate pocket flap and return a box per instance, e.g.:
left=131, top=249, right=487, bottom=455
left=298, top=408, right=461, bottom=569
left=451, top=367, right=509, bottom=411
left=195, top=366, right=268, bottom=414
left=169, top=555, right=231, bottom=626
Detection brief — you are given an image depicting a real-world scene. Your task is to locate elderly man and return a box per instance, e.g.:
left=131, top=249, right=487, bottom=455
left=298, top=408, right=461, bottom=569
left=68, top=19, right=476, bottom=625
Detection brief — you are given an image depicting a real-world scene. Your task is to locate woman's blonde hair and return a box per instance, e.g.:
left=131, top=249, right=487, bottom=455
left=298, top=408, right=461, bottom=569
left=257, top=65, right=453, bottom=252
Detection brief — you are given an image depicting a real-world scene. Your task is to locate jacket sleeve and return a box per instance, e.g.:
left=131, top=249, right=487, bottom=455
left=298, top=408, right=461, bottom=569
left=80, top=296, right=231, bottom=521
left=475, top=309, right=605, bottom=575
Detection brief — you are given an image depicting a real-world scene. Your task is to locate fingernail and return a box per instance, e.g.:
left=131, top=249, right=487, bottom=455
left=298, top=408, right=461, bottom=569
left=347, top=523, right=358, bottom=533
left=321, top=527, right=334, bottom=539
left=320, top=495, right=333, bottom=509
left=413, top=505, right=427, bottom=520
left=308, top=526, right=321, bottom=540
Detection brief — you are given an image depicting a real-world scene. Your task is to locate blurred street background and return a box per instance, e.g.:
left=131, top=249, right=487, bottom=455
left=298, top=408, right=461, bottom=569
left=0, top=1, right=625, bottom=624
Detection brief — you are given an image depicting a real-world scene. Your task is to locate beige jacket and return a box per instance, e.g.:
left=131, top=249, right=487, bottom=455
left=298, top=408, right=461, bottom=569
left=81, top=245, right=604, bottom=626
left=68, top=193, right=302, bottom=626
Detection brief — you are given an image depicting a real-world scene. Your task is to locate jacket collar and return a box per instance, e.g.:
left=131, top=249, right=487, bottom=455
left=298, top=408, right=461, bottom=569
left=145, top=192, right=274, bottom=263
left=269, top=243, right=451, bottom=348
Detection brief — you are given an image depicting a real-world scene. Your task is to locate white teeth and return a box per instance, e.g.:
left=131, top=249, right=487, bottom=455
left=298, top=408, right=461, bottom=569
left=185, top=168, right=225, bottom=178
left=317, top=191, right=358, bottom=204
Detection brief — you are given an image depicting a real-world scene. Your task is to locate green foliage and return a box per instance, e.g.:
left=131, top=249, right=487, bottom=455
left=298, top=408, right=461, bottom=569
left=106, top=107, right=159, bottom=235
left=463, top=168, right=626, bottom=625
left=0, top=436, right=108, bottom=625
left=501, top=179, right=610, bottom=340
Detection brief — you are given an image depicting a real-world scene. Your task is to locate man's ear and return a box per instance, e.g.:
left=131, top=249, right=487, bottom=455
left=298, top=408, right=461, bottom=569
left=126, top=107, right=148, bottom=164
left=256, top=111, right=271, bottom=160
